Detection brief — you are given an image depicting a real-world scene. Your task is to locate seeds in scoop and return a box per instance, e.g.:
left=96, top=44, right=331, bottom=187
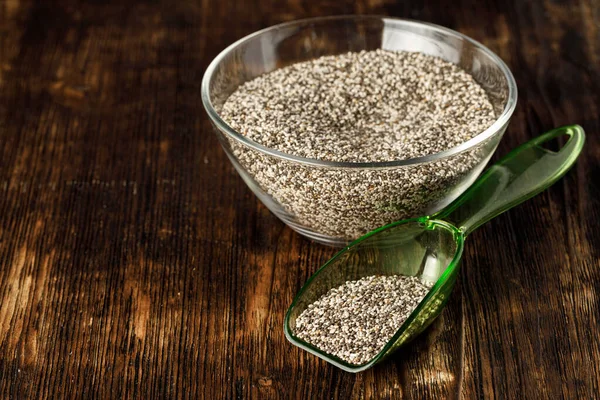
left=220, top=49, right=497, bottom=239
left=294, top=275, right=430, bottom=365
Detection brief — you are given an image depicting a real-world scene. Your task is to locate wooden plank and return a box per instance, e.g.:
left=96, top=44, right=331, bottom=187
left=0, top=0, right=598, bottom=398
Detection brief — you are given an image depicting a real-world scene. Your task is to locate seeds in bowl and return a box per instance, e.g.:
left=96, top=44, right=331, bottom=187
left=220, top=49, right=497, bottom=240
left=293, top=275, right=431, bottom=365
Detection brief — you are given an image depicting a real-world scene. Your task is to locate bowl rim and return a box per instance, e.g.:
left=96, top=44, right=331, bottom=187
left=201, top=15, right=518, bottom=168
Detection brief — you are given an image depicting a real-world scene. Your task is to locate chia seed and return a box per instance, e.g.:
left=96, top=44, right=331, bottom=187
left=220, top=50, right=496, bottom=240
left=294, top=275, right=431, bottom=365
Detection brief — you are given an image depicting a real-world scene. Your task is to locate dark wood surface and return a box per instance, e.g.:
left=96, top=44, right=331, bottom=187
left=1, top=0, right=599, bottom=398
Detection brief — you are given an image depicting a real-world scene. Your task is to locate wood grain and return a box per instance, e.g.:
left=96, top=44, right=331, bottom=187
left=0, top=0, right=599, bottom=398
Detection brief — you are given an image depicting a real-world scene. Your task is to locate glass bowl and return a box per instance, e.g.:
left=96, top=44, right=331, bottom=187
left=201, top=16, right=518, bottom=246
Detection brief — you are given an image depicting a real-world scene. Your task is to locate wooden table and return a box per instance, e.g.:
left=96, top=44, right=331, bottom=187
left=1, top=0, right=599, bottom=398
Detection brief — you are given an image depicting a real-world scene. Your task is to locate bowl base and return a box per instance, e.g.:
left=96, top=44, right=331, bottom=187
left=281, top=218, right=351, bottom=247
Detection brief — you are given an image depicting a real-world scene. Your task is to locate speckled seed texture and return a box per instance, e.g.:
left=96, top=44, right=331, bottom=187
left=294, top=275, right=431, bottom=365
left=220, top=50, right=496, bottom=239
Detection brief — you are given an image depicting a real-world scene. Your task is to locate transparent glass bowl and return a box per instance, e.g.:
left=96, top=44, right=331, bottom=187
left=201, top=16, right=518, bottom=246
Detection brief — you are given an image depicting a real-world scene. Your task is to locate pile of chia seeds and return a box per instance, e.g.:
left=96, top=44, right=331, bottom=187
left=294, top=275, right=431, bottom=365
left=220, top=49, right=496, bottom=239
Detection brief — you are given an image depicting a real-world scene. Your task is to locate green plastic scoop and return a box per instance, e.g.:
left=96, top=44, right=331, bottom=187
left=284, top=125, right=585, bottom=372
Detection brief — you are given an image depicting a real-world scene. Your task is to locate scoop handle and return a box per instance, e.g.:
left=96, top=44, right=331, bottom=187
left=434, top=125, right=585, bottom=236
